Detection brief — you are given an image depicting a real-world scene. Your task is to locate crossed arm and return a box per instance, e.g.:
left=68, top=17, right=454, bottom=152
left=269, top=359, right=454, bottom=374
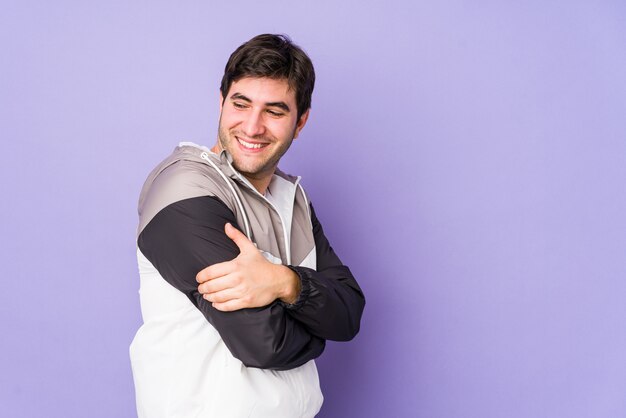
left=138, top=195, right=365, bottom=370
left=196, top=221, right=303, bottom=311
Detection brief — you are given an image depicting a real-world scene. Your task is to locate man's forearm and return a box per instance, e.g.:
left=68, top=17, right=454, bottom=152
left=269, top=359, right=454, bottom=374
left=281, top=204, right=365, bottom=341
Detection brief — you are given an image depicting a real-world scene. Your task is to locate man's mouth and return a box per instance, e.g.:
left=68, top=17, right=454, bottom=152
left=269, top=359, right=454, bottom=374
left=237, top=137, right=269, bottom=150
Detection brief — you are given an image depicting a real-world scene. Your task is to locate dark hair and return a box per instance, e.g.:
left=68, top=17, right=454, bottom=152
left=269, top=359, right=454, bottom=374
left=220, top=34, right=315, bottom=120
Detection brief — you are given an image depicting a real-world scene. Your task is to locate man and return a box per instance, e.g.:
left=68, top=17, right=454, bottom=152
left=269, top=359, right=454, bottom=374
left=130, top=34, right=365, bottom=418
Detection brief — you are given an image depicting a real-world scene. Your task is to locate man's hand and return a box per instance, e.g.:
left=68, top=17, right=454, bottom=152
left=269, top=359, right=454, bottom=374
left=196, top=223, right=301, bottom=312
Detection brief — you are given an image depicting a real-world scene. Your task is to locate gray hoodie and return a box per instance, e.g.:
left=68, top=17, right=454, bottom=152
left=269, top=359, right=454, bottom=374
left=130, top=142, right=364, bottom=417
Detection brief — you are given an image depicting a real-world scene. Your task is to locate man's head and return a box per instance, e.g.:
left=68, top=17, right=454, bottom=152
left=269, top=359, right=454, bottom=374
left=220, top=34, right=315, bottom=121
left=214, top=34, right=316, bottom=192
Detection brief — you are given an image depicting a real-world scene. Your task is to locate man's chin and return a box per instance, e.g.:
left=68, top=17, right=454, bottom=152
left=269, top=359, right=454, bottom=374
left=233, top=161, right=278, bottom=180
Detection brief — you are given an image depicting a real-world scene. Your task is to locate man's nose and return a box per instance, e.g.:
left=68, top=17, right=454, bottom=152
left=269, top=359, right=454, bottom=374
left=241, top=110, right=265, bottom=137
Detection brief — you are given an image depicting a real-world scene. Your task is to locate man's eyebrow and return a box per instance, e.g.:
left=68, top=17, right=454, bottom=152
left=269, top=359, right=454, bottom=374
left=229, top=92, right=290, bottom=113
left=230, top=93, right=251, bottom=102
left=265, top=102, right=290, bottom=112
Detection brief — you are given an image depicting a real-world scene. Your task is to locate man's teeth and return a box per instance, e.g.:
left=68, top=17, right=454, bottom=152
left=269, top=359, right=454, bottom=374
left=238, top=138, right=266, bottom=149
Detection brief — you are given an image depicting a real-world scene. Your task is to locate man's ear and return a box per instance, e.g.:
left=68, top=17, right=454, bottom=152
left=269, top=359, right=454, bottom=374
left=293, top=109, right=310, bottom=140
left=219, top=91, right=224, bottom=112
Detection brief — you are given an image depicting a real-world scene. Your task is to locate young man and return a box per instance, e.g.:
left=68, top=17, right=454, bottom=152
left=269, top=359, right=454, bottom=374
left=130, top=34, right=365, bottom=418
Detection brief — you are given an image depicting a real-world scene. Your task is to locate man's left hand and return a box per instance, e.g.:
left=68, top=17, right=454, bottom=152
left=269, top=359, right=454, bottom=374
left=196, top=223, right=300, bottom=311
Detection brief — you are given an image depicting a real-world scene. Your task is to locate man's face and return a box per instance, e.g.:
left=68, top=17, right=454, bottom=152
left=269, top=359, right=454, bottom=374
left=216, top=77, right=308, bottom=183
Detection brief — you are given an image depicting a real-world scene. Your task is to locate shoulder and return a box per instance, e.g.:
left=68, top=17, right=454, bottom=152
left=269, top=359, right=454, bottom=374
left=138, top=150, right=237, bottom=234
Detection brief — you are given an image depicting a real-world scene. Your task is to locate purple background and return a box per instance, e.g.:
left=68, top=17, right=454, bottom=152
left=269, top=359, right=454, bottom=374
left=2, top=1, right=625, bottom=417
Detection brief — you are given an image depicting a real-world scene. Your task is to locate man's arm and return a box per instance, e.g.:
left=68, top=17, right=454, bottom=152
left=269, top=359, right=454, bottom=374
left=137, top=195, right=325, bottom=370
left=282, top=204, right=366, bottom=341
left=196, top=222, right=303, bottom=311
left=195, top=202, right=366, bottom=342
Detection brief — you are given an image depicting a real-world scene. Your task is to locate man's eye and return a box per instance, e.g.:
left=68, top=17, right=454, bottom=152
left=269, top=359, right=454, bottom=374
left=233, top=102, right=247, bottom=109
left=267, top=110, right=284, bottom=117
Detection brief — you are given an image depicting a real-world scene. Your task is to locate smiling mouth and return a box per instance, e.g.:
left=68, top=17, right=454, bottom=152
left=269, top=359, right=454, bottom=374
left=237, top=137, right=269, bottom=150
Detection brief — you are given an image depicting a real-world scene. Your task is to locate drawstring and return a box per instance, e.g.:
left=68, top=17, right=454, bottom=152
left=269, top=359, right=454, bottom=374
left=200, top=152, right=252, bottom=240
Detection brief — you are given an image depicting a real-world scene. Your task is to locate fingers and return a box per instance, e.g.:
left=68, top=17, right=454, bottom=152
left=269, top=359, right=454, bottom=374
left=224, top=223, right=256, bottom=253
left=198, top=273, right=238, bottom=295
left=196, top=223, right=258, bottom=285
left=196, top=261, right=235, bottom=283
left=211, top=299, right=248, bottom=312
left=203, top=287, right=241, bottom=304
left=200, top=276, right=254, bottom=312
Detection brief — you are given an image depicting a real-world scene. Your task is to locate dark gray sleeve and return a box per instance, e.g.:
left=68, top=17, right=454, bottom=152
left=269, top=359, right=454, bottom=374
left=283, top=204, right=366, bottom=341
left=137, top=195, right=325, bottom=370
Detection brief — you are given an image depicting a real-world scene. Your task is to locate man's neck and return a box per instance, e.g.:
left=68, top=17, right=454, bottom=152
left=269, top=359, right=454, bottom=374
left=211, top=143, right=273, bottom=195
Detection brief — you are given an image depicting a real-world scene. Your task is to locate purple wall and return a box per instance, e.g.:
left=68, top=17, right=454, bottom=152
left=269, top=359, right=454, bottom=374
left=2, top=1, right=625, bottom=417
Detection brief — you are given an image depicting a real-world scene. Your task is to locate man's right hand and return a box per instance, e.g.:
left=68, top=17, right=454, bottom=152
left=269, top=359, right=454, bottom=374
left=196, top=223, right=301, bottom=311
